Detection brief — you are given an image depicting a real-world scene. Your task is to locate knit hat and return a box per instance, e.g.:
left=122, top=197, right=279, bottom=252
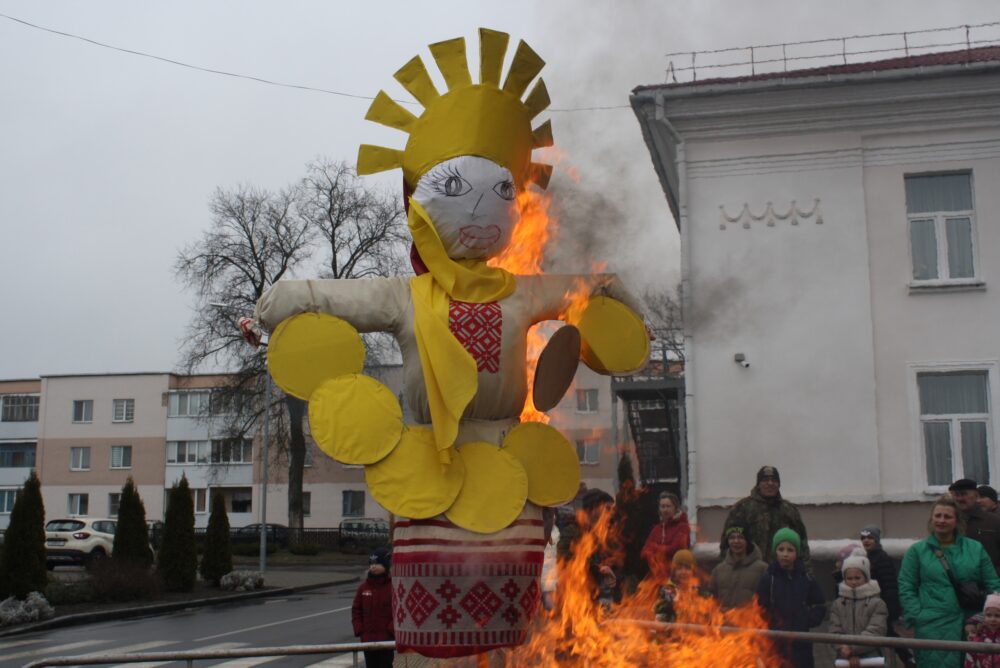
left=756, top=466, right=780, bottom=484
left=724, top=523, right=755, bottom=551
left=984, top=593, right=1000, bottom=612
left=859, top=525, right=882, bottom=544
left=838, top=542, right=862, bottom=562
left=672, top=549, right=696, bottom=569
left=369, top=547, right=391, bottom=571
left=772, top=527, right=801, bottom=554
left=841, top=549, right=871, bottom=581
left=979, top=486, right=999, bottom=504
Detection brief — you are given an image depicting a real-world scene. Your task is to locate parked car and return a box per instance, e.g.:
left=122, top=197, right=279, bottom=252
left=338, top=518, right=390, bottom=549
left=234, top=523, right=291, bottom=548
left=45, top=518, right=117, bottom=568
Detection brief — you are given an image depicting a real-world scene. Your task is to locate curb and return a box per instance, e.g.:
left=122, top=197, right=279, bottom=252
left=0, top=576, right=359, bottom=638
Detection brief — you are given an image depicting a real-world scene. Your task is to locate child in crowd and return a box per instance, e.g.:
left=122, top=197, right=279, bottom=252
left=708, top=523, right=768, bottom=610
left=351, top=548, right=394, bottom=668
left=966, top=594, right=1000, bottom=667
left=756, top=528, right=826, bottom=668
left=828, top=549, right=888, bottom=667
left=655, top=549, right=709, bottom=623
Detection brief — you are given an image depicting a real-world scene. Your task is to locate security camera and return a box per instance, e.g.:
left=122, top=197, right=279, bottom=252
left=734, top=353, right=750, bottom=369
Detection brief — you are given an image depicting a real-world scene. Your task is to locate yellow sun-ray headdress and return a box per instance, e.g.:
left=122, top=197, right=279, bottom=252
left=358, top=28, right=554, bottom=191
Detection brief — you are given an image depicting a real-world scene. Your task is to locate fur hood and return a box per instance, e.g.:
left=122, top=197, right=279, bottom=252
left=837, top=579, right=881, bottom=600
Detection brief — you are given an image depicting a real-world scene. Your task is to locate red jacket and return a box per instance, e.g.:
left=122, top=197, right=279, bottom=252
left=641, top=512, right=691, bottom=579
left=351, top=573, right=394, bottom=642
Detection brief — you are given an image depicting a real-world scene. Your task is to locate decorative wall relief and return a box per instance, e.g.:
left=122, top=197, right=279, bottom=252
left=718, top=199, right=823, bottom=229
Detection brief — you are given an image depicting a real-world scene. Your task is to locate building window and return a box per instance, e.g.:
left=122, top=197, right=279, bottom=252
left=342, top=490, right=365, bottom=517
left=112, top=399, right=135, bottom=423
left=0, top=443, right=36, bottom=468
left=230, top=488, right=252, bottom=513
left=111, top=445, right=132, bottom=469
left=166, top=440, right=210, bottom=464
left=68, top=493, right=89, bottom=516
left=576, top=439, right=600, bottom=465
left=906, top=172, right=978, bottom=284
left=303, top=491, right=312, bottom=517
left=919, top=370, right=991, bottom=486
left=304, top=446, right=313, bottom=468
left=108, top=493, right=121, bottom=516
left=211, top=438, right=252, bottom=464
left=72, top=399, right=94, bottom=423
left=1, top=395, right=39, bottom=422
left=576, top=389, right=599, bottom=413
left=193, top=488, right=208, bottom=514
left=0, top=489, right=17, bottom=514
left=168, top=391, right=211, bottom=417
left=70, top=447, right=91, bottom=471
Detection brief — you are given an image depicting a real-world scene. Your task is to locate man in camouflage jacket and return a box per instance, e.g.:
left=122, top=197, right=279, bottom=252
left=720, top=466, right=810, bottom=564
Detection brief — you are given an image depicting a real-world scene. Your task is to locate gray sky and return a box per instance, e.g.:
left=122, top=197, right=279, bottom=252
left=1, top=1, right=996, bottom=378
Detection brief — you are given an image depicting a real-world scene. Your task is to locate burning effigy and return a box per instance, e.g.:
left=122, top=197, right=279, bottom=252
left=248, top=27, right=761, bottom=663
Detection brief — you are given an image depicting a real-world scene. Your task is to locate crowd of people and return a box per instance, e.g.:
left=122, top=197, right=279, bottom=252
left=355, top=467, right=1000, bottom=667
left=549, top=467, right=1000, bottom=667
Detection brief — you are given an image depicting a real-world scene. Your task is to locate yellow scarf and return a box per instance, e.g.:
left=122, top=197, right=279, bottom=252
left=408, top=198, right=516, bottom=463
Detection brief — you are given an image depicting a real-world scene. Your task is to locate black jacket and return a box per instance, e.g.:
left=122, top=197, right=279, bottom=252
left=757, top=560, right=826, bottom=668
left=964, top=507, right=1000, bottom=576
left=865, top=546, right=902, bottom=622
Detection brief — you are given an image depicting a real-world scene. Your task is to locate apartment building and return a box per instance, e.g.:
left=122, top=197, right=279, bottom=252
left=1, top=364, right=622, bottom=530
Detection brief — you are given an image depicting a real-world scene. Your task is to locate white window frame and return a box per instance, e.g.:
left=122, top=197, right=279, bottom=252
left=72, top=399, right=93, bottom=423
left=166, top=440, right=210, bottom=465
left=576, top=439, right=600, bottom=466
left=70, top=446, right=91, bottom=471
left=0, top=488, right=17, bottom=514
left=108, top=492, right=121, bottom=516
left=302, top=491, right=311, bottom=517
left=342, top=490, right=365, bottom=517
left=909, top=360, right=1000, bottom=493
left=905, top=172, right=981, bottom=289
left=193, top=488, right=208, bottom=514
left=1, top=394, right=39, bottom=422
left=110, top=445, right=132, bottom=469
left=168, top=391, right=211, bottom=418
left=576, top=389, right=599, bottom=414
left=112, top=398, right=135, bottom=423
left=68, top=493, right=89, bottom=516
left=210, top=438, right=252, bottom=465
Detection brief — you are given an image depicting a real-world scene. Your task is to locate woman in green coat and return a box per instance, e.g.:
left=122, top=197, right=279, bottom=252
left=899, top=495, right=1000, bottom=667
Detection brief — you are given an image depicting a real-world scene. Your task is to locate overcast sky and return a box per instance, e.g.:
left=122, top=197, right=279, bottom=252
left=1, top=1, right=997, bottom=378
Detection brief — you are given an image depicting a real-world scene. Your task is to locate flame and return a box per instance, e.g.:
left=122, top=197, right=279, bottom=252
left=501, top=505, right=779, bottom=667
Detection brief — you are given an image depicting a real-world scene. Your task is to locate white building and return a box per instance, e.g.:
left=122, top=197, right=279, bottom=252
left=632, top=46, right=1000, bottom=545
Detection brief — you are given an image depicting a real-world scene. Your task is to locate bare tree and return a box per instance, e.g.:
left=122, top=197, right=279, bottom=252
left=643, top=284, right=685, bottom=369
left=176, top=161, right=408, bottom=534
left=175, top=183, right=313, bottom=529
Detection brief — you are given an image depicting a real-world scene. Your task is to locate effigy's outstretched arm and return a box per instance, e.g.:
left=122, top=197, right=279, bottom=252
left=254, top=277, right=407, bottom=334
left=524, top=273, right=645, bottom=322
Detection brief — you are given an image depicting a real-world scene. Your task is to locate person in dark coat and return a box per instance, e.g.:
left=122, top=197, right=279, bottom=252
left=722, top=466, right=811, bottom=564
left=860, top=524, right=915, bottom=666
left=351, top=547, right=394, bottom=668
left=949, top=478, right=1000, bottom=575
left=756, top=528, right=825, bottom=668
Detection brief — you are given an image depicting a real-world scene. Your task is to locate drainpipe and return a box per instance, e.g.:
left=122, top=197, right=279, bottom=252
left=655, top=94, right=696, bottom=541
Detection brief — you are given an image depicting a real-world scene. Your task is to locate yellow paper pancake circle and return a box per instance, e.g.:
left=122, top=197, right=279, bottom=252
left=308, top=375, right=403, bottom=466
left=577, top=296, right=649, bottom=374
left=445, top=441, right=528, bottom=534
left=502, top=422, right=580, bottom=507
left=365, top=426, right=466, bottom=519
left=267, top=313, right=365, bottom=400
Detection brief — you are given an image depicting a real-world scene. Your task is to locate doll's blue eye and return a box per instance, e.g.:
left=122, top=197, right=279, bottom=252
left=493, top=180, right=515, bottom=201
left=443, top=175, right=472, bottom=196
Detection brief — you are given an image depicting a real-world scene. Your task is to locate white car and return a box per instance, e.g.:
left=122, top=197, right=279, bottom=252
left=45, top=518, right=116, bottom=568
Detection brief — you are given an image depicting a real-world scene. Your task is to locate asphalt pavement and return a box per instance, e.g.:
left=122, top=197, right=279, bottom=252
left=0, top=575, right=370, bottom=668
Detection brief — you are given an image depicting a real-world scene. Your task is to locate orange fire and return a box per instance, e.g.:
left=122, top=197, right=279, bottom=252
left=502, top=506, right=778, bottom=667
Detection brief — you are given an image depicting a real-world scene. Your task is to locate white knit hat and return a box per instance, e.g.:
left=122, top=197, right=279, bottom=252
left=841, top=548, right=871, bottom=581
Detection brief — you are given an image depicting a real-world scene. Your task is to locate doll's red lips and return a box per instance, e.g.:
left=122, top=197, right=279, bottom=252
left=459, top=225, right=501, bottom=248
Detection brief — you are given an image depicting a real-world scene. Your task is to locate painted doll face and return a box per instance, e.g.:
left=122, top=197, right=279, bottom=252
left=412, top=155, right=519, bottom=260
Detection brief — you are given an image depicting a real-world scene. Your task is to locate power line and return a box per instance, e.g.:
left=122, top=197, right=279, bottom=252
left=0, top=12, right=631, bottom=112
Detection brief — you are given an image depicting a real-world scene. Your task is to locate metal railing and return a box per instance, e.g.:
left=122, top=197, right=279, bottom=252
left=665, top=21, right=1000, bottom=83
left=23, top=640, right=395, bottom=668
left=24, top=624, right=1000, bottom=666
